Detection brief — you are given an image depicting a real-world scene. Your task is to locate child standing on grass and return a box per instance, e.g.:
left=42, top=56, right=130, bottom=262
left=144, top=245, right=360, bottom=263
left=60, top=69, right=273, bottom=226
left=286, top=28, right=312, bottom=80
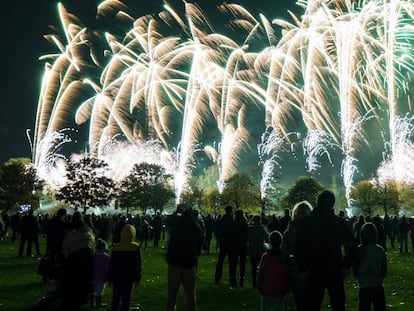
left=256, top=230, right=288, bottom=311
left=108, top=224, right=142, bottom=311
left=92, top=239, right=110, bottom=308
left=353, top=222, right=387, bottom=311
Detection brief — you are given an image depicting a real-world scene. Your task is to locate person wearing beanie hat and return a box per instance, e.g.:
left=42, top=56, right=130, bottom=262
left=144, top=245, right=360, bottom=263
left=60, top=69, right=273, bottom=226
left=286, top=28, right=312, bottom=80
left=353, top=222, right=387, bottom=311
left=256, top=230, right=288, bottom=311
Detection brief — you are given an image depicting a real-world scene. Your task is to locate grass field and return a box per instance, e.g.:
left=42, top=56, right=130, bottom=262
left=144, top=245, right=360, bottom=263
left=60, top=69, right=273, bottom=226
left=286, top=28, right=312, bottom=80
left=0, top=235, right=413, bottom=310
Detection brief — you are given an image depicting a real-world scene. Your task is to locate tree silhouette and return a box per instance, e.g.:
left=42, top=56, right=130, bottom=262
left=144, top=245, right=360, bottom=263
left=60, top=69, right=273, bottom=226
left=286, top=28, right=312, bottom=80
left=0, top=158, right=42, bottom=212
left=56, top=155, right=115, bottom=212
left=281, top=176, right=324, bottom=210
left=117, top=162, right=174, bottom=214
left=350, top=180, right=377, bottom=216
left=220, top=173, right=256, bottom=210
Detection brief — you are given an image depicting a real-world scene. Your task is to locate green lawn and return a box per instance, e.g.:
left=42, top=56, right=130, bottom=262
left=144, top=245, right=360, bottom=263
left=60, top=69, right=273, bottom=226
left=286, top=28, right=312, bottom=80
left=0, top=236, right=413, bottom=310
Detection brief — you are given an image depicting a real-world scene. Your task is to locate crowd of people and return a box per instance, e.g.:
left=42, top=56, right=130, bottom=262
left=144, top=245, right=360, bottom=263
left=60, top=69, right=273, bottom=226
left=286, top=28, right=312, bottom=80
left=1, top=190, right=413, bottom=310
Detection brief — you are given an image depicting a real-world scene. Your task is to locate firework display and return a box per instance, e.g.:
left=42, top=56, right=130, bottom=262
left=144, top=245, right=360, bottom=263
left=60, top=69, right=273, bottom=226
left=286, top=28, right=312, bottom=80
left=33, top=0, right=414, bottom=203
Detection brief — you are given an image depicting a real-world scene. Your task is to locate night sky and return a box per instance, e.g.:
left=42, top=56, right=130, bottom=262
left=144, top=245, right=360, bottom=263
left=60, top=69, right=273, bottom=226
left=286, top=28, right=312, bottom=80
left=0, top=0, right=298, bottom=165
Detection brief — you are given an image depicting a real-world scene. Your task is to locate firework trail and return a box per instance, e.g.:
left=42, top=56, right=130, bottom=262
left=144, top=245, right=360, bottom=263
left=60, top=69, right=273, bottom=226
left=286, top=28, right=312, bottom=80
left=32, top=0, right=414, bottom=203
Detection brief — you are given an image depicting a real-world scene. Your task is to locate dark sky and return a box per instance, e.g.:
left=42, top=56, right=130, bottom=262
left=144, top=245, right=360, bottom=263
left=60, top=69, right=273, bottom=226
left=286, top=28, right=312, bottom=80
left=0, top=0, right=297, bottom=165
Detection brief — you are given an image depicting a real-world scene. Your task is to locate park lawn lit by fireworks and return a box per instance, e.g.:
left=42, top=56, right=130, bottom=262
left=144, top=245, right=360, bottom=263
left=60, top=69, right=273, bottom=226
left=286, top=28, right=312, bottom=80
left=0, top=236, right=414, bottom=310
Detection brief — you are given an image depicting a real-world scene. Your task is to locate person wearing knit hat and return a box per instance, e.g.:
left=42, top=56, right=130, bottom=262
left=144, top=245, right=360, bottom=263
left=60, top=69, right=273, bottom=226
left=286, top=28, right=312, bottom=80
left=256, top=230, right=288, bottom=311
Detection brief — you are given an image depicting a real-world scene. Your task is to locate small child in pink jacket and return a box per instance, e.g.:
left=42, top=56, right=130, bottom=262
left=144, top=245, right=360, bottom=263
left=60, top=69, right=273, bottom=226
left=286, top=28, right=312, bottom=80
left=256, top=230, right=288, bottom=311
left=92, top=238, right=110, bottom=308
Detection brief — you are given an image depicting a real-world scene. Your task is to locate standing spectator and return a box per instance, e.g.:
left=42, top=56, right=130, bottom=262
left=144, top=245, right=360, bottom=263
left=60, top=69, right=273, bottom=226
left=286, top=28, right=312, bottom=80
left=203, top=214, right=214, bottom=252
left=353, top=222, right=387, bottom=311
left=257, top=230, right=288, bottom=311
left=295, top=190, right=356, bottom=311
left=18, top=209, right=39, bottom=257
left=152, top=211, right=163, bottom=248
left=45, top=208, right=67, bottom=257
left=247, top=215, right=268, bottom=288
left=192, top=209, right=205, bottom=265
left=408, top=217, right=414, bottom=253
left=383, top=215, right=393, bottom=248
left=398, top=216, right=409, bottom=253
left=139, top=216, right=151, bottom=250
left=166, top=204, right=203, bottom=311
left=373, top=215, right=386, bottom=250
left=92, top=239, right=110, bottom=308
left=278, top=209, right=291, bottom=234
left=391, top=216, right=400, bottom=248
left=61, top=212, right=95, bottom=311
left=283, top=201, right=313, bottom=311
left=214, top=205, right=235, bottom=286
left=232, top=209, right=248, bottom=287
left=112, top=215, right=127, bottom=245
left=267, top=215, right=279, bottom=233
left=0, top=216, right=5, bottom=242
left=1, top=211, right=9, bottom=239
left=108, top=224, right=142, bottom=311
left=353, top=215, right=366, bottom=244
left=10, top=212, right=20, bottom=243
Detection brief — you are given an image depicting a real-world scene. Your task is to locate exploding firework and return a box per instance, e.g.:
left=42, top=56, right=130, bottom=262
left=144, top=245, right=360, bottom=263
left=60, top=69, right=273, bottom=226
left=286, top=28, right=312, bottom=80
left=33, top=0, right=414, bottom=204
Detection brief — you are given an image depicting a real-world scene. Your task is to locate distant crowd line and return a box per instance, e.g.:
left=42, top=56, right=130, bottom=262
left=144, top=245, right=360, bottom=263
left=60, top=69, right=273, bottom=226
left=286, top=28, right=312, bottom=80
left=0, top=191, right=412, bottom=311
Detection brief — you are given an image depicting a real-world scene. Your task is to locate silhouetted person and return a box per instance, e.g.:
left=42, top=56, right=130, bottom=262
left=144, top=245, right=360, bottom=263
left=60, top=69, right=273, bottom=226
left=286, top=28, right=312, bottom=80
left=214, top=205, right=235, bottom=286
left=231, top=209, right=248, bottom=286
left=247, top=215, right=267, bottom=288
left=166, top=204, right=203, bottom=311
left=283, top=201, right=313, bottom=311
left=278, top=208, right=291, bottom=233
left=18, top=209, right=38, bottom=257
left=152, top=212, right=163, bottom=247
left=203, top=214, right=214, bottom=252
left=10, top=212, right=20, bottom=243
left=61, top=212, right=95, bottom=311
left=399, top=216, right=409, bottom=253
left=45, top=208, right=67, bottom=256
left=295, top=190, right=356, bottom=311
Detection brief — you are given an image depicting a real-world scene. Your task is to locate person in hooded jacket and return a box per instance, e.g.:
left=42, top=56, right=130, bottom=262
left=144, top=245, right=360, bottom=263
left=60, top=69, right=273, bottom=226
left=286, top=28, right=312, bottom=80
left=353, top=222, right=387, bottom=311
left=108, top=224, right=142, bottom=311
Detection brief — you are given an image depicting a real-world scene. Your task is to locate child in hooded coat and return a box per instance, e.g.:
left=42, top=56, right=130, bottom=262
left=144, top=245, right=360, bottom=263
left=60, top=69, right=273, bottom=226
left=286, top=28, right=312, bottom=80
left=256, top=230, right=288, bottom=311
left=353, top=222, right=387, bottom=311
left=108, top=224, right=142, bottom=311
